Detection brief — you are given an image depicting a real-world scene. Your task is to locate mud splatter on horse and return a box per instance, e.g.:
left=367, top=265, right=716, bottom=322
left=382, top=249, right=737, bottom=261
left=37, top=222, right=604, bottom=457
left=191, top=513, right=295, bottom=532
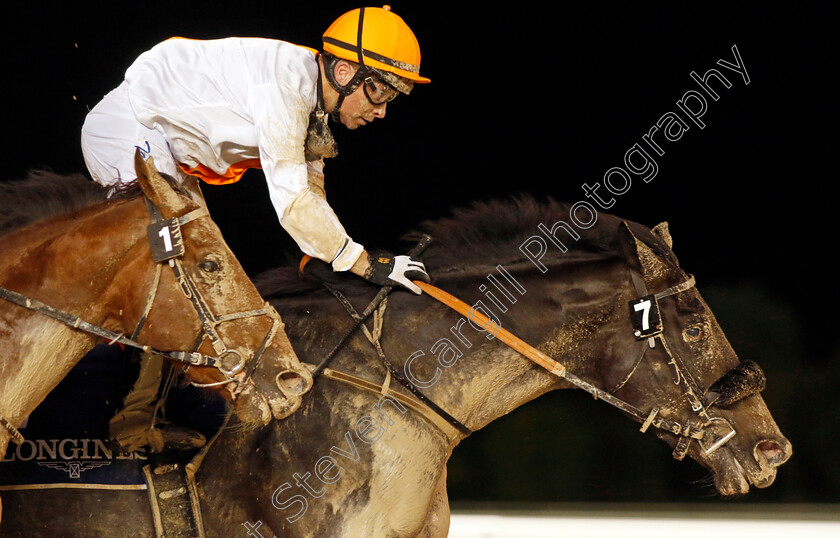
left=1, top=197, right=790, bottom=536
left=0, top=155, right=313, bottom=521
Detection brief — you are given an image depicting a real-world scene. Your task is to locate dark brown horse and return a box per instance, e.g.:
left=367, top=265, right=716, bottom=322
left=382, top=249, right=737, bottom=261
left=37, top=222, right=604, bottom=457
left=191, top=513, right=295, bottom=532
left=0, top=156, right=313, bottom=520
left=0, top=197, right=790, bottom=536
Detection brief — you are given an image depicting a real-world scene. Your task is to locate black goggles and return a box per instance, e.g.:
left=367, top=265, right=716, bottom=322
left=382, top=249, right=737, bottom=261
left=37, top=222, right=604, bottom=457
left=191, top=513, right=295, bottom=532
left=362, top=76, right=398, bottom=105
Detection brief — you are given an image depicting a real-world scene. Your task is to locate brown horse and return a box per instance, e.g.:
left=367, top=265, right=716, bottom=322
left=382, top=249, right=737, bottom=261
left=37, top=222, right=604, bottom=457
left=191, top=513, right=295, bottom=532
left=0, top=156, right=313, bottom=517
left=0, top=197, right=790, bottom=536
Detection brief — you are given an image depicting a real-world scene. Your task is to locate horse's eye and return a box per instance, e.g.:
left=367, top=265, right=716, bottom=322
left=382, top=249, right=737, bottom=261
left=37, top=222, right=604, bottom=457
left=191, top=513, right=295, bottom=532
left=684, top=326, right=704, bottom=341
left=198, top=260, right=220, bottom=272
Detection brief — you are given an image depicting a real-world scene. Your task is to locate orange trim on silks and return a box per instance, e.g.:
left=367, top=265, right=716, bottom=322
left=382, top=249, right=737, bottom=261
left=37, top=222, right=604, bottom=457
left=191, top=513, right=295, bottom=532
left=178, top=159, right=262, bottom=186
left=299, top=255, right=313, bottom=275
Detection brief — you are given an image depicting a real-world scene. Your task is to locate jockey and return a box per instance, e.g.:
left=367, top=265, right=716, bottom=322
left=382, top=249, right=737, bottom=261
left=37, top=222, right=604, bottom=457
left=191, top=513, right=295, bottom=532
left=80, top=6, right=432, bottom=452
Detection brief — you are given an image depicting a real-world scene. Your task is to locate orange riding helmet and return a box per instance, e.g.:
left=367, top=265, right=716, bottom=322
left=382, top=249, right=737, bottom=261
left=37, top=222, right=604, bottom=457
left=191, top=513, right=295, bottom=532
left=322, top=5, right=430, bottom=96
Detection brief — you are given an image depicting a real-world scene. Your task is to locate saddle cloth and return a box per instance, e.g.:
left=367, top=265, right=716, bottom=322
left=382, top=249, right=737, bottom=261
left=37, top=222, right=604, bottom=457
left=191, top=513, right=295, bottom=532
left=0, top=344, right=226, bottom=491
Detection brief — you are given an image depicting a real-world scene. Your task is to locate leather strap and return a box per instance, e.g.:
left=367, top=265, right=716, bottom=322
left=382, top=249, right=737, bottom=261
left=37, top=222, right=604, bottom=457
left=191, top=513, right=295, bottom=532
left=324, top=284, right=472, bottom=437
left=0, top=415, right=25, bottom=445
left=143, top=451, right=205, bottom=538
left=414, top=281, right=567, bottom=376
left=0, top=284, right=223, bottom=368
left=308, top=363, right=462, bottom=440
left=413, top=280, right=706, bottom=443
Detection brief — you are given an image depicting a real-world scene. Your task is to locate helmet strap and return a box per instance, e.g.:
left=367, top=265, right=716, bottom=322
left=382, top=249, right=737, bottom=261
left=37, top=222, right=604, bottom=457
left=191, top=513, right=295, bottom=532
left=305, top=56, right=337, bottom=160
left=322, top=52, right=370, bottom=122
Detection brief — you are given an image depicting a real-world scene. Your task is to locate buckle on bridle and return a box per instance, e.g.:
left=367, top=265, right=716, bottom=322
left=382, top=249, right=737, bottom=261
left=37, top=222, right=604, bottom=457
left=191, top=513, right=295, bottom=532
left=699, top=417, right=737, bottom=455
left=219, top=349, right=247, bottom=377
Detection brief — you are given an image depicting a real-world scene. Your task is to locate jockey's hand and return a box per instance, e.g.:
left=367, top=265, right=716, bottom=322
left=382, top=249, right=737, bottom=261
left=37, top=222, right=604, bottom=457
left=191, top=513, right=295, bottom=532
left=364, top=252, right=431, bottom=294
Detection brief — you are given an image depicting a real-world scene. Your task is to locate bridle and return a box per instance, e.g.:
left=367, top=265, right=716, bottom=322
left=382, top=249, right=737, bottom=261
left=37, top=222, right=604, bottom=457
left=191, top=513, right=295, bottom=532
left=620, top=270, right=738, bottom=460
left=317, top=264, right=761, bottom=460
left=0, top=193, right=281, bottom=446
left=140, top=197, right=281, bottom=391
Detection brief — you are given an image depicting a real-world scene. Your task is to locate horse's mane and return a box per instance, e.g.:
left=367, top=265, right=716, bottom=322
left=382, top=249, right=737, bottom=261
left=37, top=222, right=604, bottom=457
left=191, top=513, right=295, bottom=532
left=403, top=196, right=626, bottom=270
left=1, top=170, right=154, bottom=237
left=254, top=195, right=673, bottom=298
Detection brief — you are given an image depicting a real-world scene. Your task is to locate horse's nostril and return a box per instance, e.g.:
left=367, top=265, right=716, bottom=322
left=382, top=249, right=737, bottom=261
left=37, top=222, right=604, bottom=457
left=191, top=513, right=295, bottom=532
left=276, top=370, right=308, bottom=395
left=759, top=440, right=783, bottom=458
left=756, top=439, right=790, bottom=465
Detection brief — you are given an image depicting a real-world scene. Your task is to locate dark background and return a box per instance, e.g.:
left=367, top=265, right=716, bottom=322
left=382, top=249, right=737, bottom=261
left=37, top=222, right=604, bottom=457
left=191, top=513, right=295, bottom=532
left=3, top=2, right=836, bottom=508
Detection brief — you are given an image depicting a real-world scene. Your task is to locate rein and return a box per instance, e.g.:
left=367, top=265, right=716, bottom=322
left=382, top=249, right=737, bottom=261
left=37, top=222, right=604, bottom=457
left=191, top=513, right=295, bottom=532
left=418, top=272, right=749, bottom=460
left=0, top=282, right=231, bottom=369
left=413, top=279, right=717, bottom=450
left=318, top=265, right=745, bottom=459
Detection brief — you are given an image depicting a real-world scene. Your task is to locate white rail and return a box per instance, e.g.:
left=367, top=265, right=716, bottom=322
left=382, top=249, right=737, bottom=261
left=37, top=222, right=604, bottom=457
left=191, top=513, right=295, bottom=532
left=449, top=509, right=840, bottom=538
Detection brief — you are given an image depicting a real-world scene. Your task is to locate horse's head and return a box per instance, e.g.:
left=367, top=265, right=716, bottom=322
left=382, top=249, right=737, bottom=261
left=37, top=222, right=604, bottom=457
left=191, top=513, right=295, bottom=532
left=605, top=220, right=791, bottom=495
left=130, top=154, right=313, bottom=425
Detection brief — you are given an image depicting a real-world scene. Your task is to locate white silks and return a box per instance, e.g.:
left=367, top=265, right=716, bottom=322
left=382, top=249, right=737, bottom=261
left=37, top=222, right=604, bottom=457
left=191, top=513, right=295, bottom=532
left=280, top=188, right=364, bottom=272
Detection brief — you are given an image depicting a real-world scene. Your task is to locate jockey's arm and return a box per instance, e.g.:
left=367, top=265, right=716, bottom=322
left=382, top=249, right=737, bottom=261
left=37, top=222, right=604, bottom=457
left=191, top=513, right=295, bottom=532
left=303, top=165, right=371, bottom=277
left=263, top=156, right=425, bottom=292
left=266, top=162, right=426, bottom=293
left=270, top=163, right=366, bottom=272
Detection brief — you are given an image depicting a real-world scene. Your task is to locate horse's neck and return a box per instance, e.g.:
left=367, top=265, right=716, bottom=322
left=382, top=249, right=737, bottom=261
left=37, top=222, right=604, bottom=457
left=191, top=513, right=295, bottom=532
left=1, top=198, right=150, bottom=322
left=392, top=259, right=631, bottom=433
left=0, top=198, right=150, bottom=456
left=0, top=318, right=97, bottom=453
left=197, top=259, right=633, bottom=535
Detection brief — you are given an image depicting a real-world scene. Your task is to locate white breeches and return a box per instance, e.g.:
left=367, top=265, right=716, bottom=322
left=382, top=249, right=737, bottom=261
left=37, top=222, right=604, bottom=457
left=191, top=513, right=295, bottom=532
left=81, top=81, right=182, bottom=189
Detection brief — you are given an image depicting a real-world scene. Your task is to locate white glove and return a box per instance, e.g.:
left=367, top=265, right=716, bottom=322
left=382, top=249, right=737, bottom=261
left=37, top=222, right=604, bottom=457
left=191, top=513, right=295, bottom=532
left=364, top=253, right=431, bottom=294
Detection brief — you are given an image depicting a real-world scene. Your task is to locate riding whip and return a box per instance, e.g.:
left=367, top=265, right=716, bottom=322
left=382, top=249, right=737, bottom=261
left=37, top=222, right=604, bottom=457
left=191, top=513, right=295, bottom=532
left=311, top=234, right=432, bottom=377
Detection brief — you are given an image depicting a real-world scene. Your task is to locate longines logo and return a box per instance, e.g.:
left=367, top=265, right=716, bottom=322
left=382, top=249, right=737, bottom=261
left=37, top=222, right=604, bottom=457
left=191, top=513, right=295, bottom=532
left=37, top=460, right=112, bottom=478
left=1, top=437, right=147, bottom=473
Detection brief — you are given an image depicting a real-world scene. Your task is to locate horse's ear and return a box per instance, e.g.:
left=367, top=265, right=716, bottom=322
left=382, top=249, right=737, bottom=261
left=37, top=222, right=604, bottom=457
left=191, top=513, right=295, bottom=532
left=619, top=221, right=671, bottom=286
left=134, top=151, right=195, bottom=218
left=179, top=174, right=208, bottom=207
left=652, top=221, right=673, bottom=249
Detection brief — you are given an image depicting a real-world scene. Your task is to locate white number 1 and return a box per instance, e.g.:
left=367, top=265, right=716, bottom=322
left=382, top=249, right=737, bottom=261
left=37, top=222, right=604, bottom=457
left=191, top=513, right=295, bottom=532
left=634, top=299, right=652, bottom=330
left=158, top=226, right=173, bottom=252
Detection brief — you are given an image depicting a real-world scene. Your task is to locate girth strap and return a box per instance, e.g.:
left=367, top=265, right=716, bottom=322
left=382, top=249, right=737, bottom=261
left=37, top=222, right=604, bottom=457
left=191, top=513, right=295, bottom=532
left=324, top=284, right=472, bottom=437
left=307, top=363, right=463, bottom=440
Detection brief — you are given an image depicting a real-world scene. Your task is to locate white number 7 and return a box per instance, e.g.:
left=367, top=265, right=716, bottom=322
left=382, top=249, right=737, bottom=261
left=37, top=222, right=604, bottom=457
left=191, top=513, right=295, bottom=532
left=634, top=299, right=652, bottom=330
